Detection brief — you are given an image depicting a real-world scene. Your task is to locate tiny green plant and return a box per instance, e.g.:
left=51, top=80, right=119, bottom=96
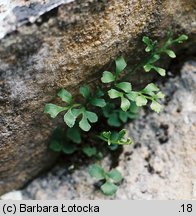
left=142, top=34, right=188, bottom=76
left=45, top=87, right=106, bottom=132
left=44, top=33, right=188, bottom=196
left=89, top=164, right=123, bottom=196
left=102, top=102, right=138, bottom=127
left=48, top=127, right=95, bottom=157
left=99, top=129, right=133, bottom=145
left=49, top=128, right=98, bottom=157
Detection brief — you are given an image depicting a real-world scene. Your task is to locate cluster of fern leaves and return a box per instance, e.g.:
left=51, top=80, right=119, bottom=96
left=44, top=33, right=188, bottom=196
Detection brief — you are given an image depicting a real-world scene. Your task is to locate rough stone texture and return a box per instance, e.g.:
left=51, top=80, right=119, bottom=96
left=4, top=60, right=193, bottom=200
left=0, top=0, right=196, bottom=195
left=0, top=0, right=74, bottom=39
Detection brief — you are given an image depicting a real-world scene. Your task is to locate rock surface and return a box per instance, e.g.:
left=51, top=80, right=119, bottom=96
left=0, top=0, right=196, bottom=195
left=1, top=60, right=194, bottom=200
left=0, top=0, right=74, bottom=39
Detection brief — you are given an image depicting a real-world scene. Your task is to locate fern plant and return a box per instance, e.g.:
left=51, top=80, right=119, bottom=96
left=44, top=33, right=188, bottom=196
left=45, top=87, right=106, bottom=132
left=99, top=129, right=133, bottom=145
left=89, top=164, right=123, bottom=196
left=142, top=34, right=188, bottom=76
left=102, top=102, right=138, bottom=127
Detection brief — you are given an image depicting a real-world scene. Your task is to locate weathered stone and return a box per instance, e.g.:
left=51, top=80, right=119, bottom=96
left=0, top=0, right=196, bottom=195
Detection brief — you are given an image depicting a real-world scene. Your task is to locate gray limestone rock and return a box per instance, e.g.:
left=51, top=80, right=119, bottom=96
left=0, top=0, right=195, bottom=194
